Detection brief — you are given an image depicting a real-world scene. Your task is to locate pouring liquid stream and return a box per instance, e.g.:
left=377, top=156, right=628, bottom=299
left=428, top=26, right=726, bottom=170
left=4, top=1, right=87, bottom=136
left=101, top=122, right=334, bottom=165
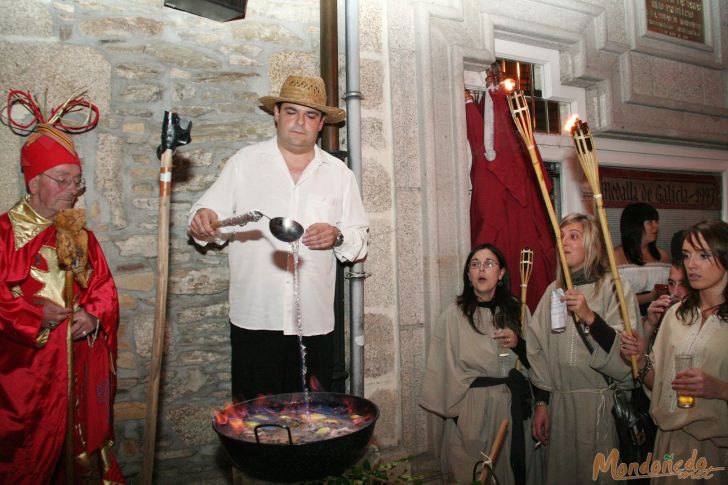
left=291, top=241, right=313, bottom=428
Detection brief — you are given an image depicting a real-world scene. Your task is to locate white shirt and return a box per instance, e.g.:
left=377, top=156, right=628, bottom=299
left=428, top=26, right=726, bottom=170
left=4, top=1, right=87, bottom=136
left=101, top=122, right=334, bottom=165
left=189, top=137, right=368, bottom=336
left=617, top=262, right=670, bottom=294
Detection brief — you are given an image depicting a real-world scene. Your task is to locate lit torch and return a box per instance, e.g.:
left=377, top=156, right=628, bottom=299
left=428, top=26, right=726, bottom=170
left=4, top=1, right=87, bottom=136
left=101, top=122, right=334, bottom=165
left=506, top=90, right=574, bottom=291
left=519, top=247, right=534, bottom=333
left=566, top=114, right=639, bottom=378
left=501, top=78, right=517, bottom=92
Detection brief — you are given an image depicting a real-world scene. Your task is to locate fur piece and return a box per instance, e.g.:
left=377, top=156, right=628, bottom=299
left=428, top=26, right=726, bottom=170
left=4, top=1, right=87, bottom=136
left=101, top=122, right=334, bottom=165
left=55, top=208, right=90, bottom=288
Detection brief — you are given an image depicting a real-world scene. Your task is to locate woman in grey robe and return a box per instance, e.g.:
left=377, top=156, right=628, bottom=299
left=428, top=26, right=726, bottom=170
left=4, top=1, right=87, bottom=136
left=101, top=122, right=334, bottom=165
left=527, top=213, right=640, bottom=484
left=622, top=220, right=728, bottom=484
left=421, top=243, right=542, bottom=485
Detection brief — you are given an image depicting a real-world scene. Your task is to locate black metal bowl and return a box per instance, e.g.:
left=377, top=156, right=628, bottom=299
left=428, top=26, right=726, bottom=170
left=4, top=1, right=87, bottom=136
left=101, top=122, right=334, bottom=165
left=213, top=392, right=379, bottom=483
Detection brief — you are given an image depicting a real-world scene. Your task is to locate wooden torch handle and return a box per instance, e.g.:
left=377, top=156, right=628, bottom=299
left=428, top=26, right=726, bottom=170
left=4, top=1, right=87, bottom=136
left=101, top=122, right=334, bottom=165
left=594, top=197, right=639, bottom=378
left=480, top=419, right=510, bottom=484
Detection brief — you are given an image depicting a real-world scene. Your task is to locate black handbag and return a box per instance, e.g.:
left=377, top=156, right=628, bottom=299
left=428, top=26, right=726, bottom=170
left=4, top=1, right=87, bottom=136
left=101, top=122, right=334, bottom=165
left=611, top=382, right=657, bottom=464
left=573, top=320, right=656, bottom=465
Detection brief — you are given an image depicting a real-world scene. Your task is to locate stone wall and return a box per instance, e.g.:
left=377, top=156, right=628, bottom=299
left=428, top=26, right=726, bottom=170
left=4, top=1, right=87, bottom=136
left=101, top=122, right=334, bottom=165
left=2, top=0, right=727, bottom=482
left=0, top=0, right=400, bottom=482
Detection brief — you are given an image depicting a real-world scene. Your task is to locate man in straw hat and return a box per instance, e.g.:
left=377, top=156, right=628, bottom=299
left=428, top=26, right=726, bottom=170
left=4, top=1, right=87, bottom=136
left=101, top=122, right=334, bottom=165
left=0, top=92, right=123, bottom=483
left=188, top=75, right=368, bottom=402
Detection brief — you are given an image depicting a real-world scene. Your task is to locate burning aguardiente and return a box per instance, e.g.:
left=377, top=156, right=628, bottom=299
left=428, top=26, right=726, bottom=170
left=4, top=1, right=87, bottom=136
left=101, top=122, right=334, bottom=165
left=212, top=392, right=379, bottom=482
left=214, top=392, right=377, bottom=445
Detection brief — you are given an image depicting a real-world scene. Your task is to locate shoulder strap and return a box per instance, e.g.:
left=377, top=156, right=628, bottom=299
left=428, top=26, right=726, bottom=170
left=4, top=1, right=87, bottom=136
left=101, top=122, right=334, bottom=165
left=573, top=314, right=617, bottom=387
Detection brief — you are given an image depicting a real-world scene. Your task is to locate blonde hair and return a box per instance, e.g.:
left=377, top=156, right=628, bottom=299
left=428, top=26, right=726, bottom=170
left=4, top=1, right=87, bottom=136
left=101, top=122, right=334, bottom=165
left=556, top=213, right=609, bottom=287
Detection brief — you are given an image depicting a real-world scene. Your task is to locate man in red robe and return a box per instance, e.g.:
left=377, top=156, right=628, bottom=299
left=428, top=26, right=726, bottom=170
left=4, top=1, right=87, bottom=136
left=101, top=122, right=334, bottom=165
left=0, top=121, right=123, bottom=483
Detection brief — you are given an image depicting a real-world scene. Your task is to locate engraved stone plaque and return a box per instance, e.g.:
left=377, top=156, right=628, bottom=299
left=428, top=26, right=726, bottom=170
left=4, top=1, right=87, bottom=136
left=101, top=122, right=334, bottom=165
left=646, top=0, right=705, bottom=44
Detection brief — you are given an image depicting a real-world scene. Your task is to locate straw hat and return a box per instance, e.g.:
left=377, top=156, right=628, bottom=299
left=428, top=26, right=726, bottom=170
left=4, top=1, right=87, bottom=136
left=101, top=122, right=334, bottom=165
left=259, top=75, right=346, bottom=124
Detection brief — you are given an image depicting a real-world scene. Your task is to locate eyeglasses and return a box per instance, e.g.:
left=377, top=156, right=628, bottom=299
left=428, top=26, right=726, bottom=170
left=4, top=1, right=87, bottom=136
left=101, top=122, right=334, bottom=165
left=469, top=259, right=499, bottom=270
left=41, top=172, right=86, bottom=191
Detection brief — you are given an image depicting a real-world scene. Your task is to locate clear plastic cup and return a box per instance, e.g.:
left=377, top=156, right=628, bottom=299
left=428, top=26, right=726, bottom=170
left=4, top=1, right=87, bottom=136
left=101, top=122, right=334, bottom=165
left=675, top=354, right=695, bottom=408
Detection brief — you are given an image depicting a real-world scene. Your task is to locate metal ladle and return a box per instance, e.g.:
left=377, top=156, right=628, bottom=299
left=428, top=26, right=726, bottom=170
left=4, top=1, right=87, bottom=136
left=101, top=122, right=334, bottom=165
left=257, top=211, right=305, bottom=243
left=212, top=210, right=305, bottom=243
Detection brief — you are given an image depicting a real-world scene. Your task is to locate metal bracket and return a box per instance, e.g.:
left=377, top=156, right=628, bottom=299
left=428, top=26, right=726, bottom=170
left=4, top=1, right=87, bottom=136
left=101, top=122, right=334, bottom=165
left=345, top=271, right=370, bottom=280
left=342, top=90, right=363, bottom=101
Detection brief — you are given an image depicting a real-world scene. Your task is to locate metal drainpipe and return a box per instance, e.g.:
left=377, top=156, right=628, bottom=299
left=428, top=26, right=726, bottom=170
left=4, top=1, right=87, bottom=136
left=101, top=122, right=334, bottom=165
left=344, top=0, right=365, bottom=397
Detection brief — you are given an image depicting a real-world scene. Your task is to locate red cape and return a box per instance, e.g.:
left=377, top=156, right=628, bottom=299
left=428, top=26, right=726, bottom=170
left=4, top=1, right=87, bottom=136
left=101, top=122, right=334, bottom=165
left=0, top=211, right=120, bottom=484
left=467, top=90, right=557, bottom=311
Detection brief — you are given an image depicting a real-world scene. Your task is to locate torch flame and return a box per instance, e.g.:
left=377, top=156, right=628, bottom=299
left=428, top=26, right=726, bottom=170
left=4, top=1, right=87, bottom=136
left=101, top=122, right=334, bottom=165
left=501, top=78, right=516, bottom=92
left=564, top=113, right=580, bottom=134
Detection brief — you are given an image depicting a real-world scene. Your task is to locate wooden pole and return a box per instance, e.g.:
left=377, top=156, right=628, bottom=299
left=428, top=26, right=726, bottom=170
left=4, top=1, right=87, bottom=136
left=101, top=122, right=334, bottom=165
left=595, top=194, right=639, bottom=377
left=64, top=270, right=75, bottom=484
left=569, top=119, right=639, bottom=377
left=480, top=419, right=509, bottom=484
left=141, top=147, right=173, bottom=485
left=320, top=0, right=349, bottom=394
left=320, top=0, right=339, bottom=151
left=56, top=208, right=89, bottom=484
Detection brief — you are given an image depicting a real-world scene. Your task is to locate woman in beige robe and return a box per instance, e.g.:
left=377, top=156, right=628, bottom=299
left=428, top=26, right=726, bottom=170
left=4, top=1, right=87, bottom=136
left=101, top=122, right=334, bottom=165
left=622, top=220, right=728, bottom=484
left=527, top=213, right=640, bottom=484
left=421, top=243, right=542, bottom=485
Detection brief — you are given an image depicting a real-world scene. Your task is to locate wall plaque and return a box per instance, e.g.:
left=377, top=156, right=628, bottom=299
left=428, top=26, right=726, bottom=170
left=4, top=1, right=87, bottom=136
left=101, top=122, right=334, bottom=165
left=646, top=0, right=705, bottom=43
left=598, top=167, right=721, bottom=210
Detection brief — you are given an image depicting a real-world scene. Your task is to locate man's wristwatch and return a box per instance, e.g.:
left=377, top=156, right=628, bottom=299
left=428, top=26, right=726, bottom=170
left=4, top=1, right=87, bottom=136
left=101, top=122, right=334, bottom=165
left=333, top=226, right=344, bottom=247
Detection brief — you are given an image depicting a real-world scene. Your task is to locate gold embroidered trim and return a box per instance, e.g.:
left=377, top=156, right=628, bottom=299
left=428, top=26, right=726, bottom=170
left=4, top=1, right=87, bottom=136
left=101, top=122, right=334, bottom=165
left=100, top=441, right=113, bottom=471
left=29, top=246, right=66, bottom=307
left=100, top=440, right=124, bottom=485
left=8, top=196, right=52, bottom=250
left=75, top=451, right=92, bottom=470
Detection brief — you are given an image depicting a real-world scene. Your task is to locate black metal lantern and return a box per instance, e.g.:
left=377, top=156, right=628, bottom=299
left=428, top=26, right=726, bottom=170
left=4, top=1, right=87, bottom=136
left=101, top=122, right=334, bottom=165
left=164, top=0, right=248, bottom=22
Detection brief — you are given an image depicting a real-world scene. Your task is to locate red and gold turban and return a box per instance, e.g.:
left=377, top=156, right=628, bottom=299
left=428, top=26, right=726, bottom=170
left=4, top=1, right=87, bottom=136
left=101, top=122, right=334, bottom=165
left=1, top=89, right=99, bottom=184
left=20, top=124, right=81, bottom=183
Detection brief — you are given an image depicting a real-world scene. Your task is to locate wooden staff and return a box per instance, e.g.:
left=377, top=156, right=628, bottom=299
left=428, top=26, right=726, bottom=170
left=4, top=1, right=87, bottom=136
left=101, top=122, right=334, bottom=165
left=567, top=116, right=639, bottom=378
left=142, top=112, right=191, bottom=485
left=56, top=207, right=91, bottom=484
left=479, top=419, right=509, bottom=484
left=142, top=141, right=171, bottom=485
left=64, top=271, right=75, bottom=484
left=507, top=91, right=574, bottom=291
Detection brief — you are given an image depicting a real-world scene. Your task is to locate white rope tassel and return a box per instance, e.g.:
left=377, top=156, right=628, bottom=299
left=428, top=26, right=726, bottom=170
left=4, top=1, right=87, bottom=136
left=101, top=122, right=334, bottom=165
left=483, top=85, right=497, bottom=161
left=479, top=451, right=495, bottom=484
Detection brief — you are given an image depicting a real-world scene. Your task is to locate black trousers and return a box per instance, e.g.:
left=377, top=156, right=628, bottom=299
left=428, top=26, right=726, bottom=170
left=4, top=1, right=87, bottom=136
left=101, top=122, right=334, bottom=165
left=229, top=323, right=334, bottom=403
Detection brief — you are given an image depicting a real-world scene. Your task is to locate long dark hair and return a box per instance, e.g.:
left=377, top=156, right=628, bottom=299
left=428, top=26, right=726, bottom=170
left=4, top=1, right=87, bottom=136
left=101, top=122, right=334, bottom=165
left=670, top=229, right=687, bottom=267
left=677, top=220, right=728, bottom=323
left=620, top=202, right=661, bottom=265
left=457, top=243, right=521, bottom=335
